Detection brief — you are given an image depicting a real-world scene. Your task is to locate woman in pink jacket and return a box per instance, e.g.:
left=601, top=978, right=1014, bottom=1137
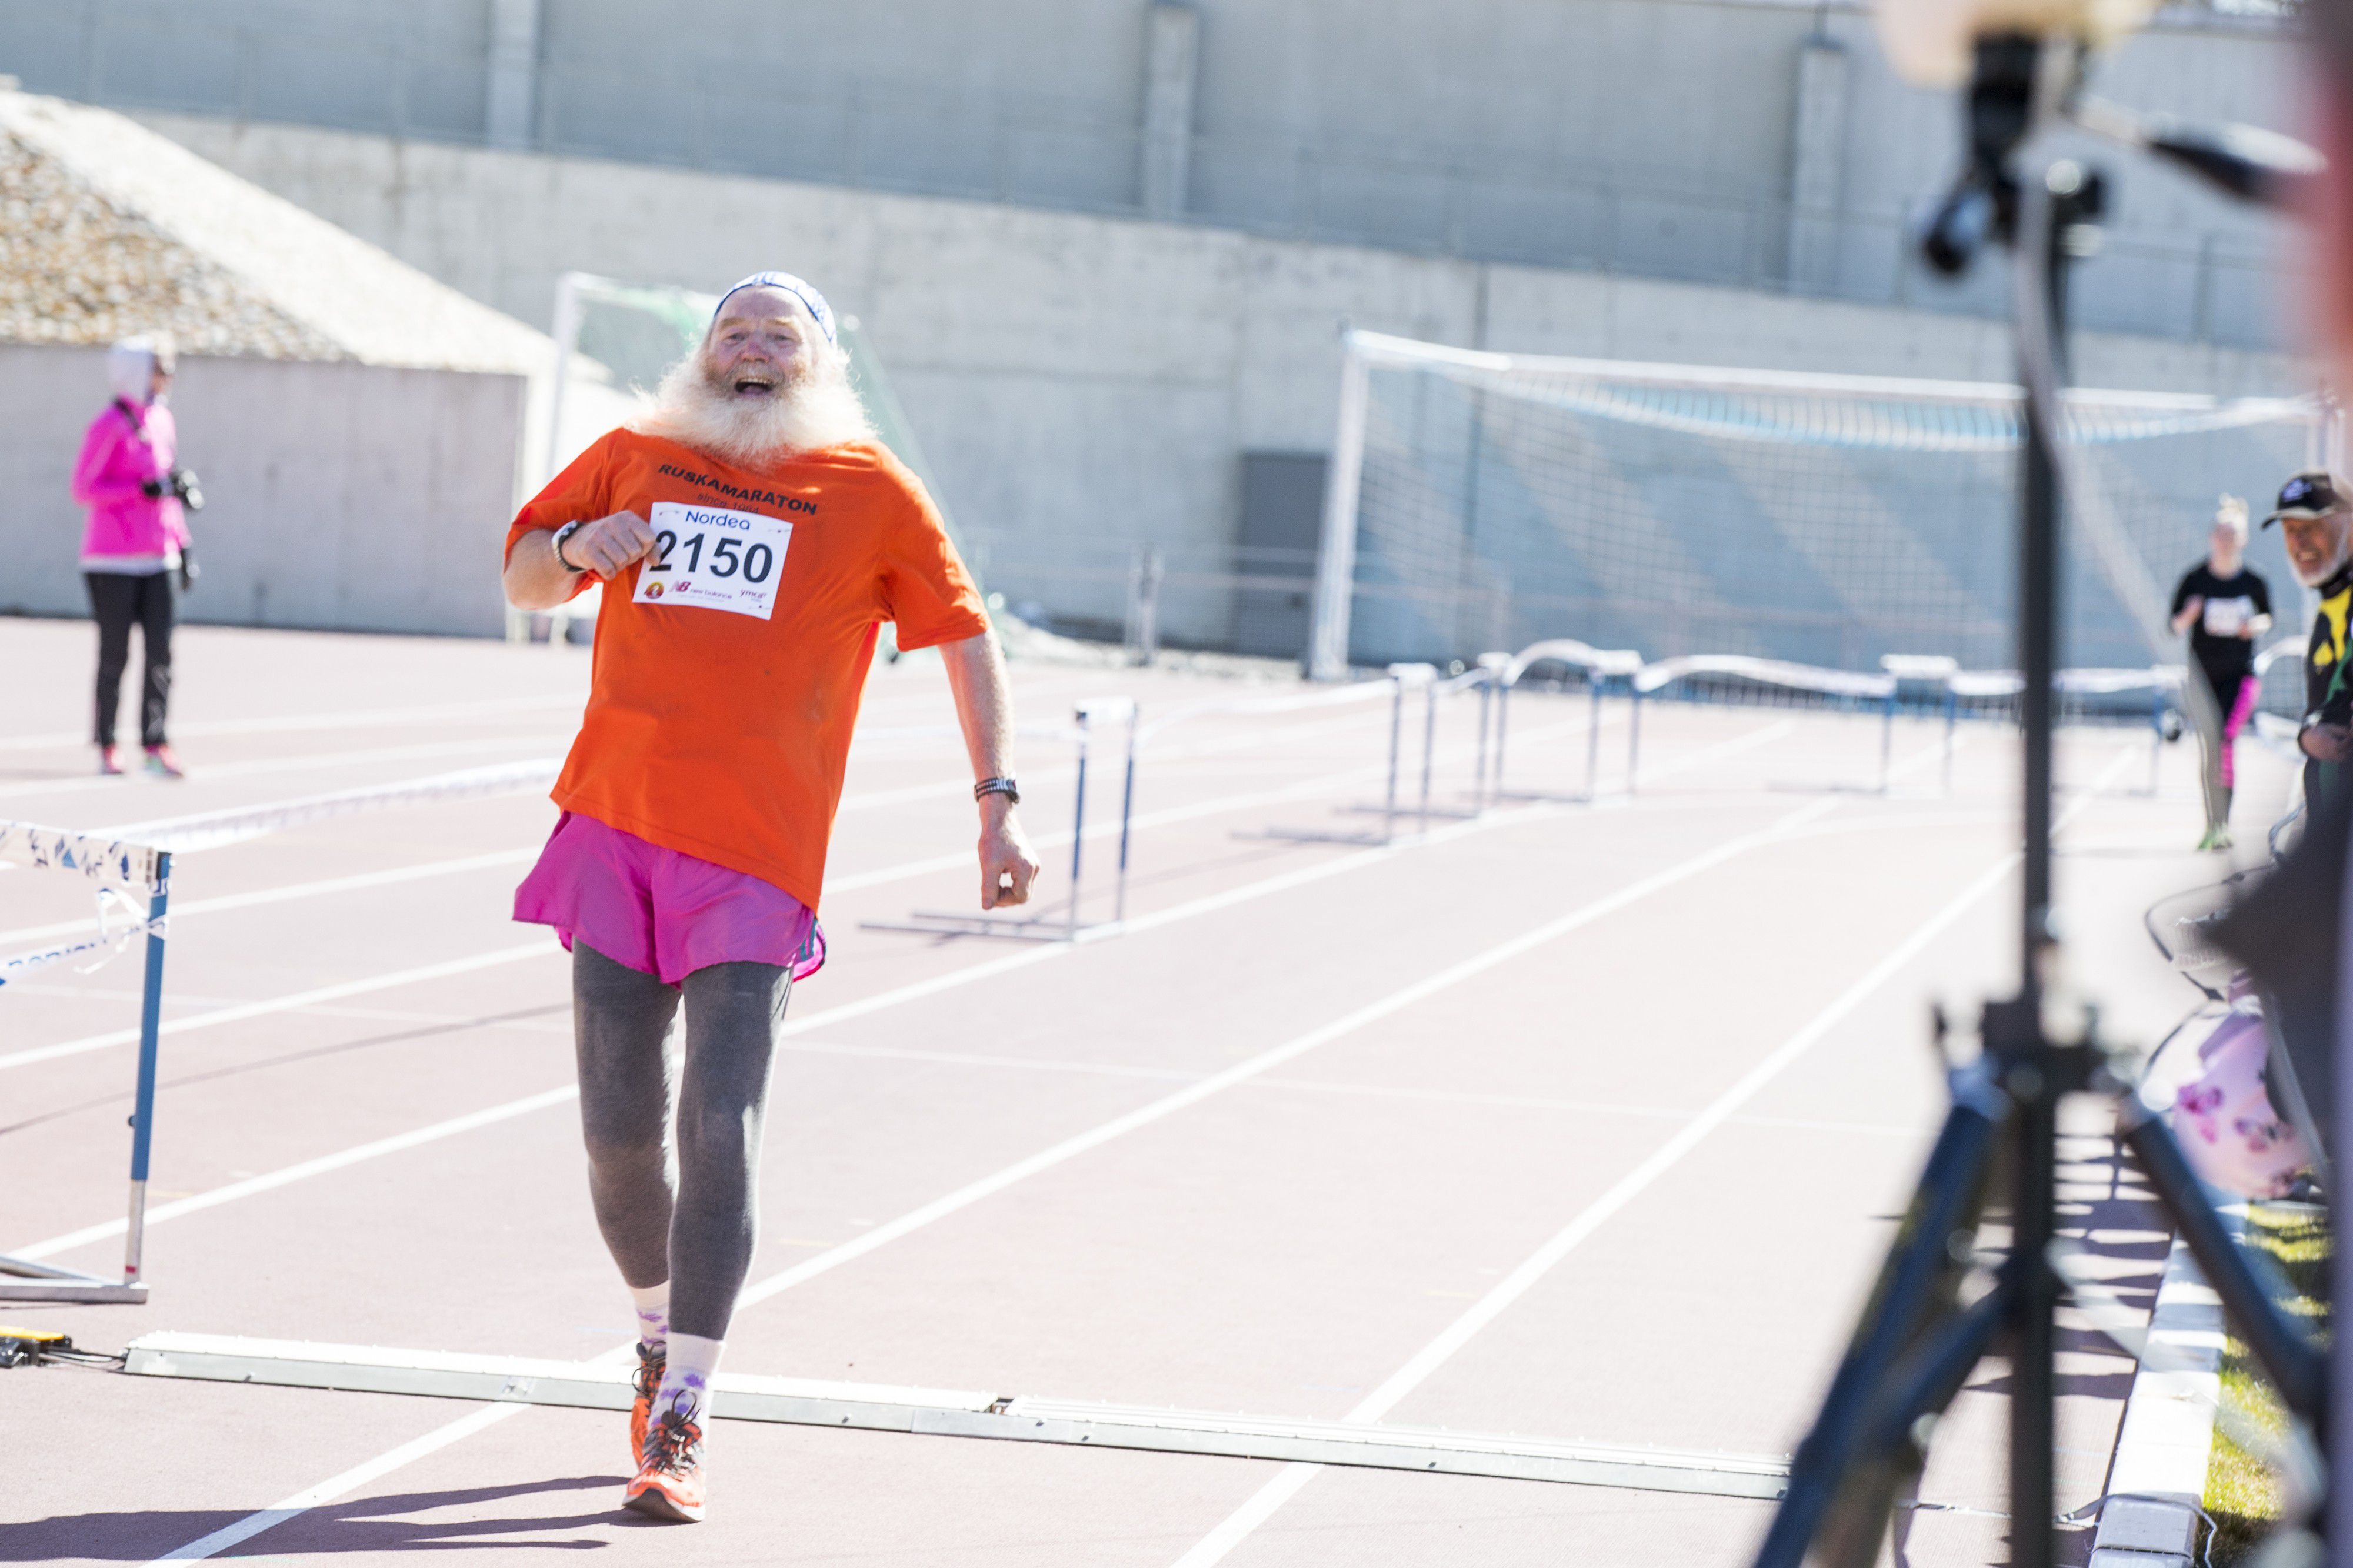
left=73, top=336, right=197, bottom=778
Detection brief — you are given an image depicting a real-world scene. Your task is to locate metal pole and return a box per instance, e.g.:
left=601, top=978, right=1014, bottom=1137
left=1382, top=672, right=1404, bottom=842
left=1943, top=683, right=1958, bottom=796
left=1307, top=337, right=1372, bottom=681
left=1068, top=714, right=1090, bottom=940
left=1586, top=675, right=1603, bottom=802
left=544, top=272, right=584, bottom=488
left=1627, top=686, right=1644, bottom=795
left=1114, top=705, right=1138, bottom=925
left=1495, top=676, right=1514, bottom=800
left=2005, top=148, right=2084, bottom=1568
left=1474, top=675, right=1493, bottom=812
left=1880, top=686, right=1897, bottom=795
left=122, top=850, right=171, bottom=1289
left=1418, top=679, right=1438, bottom=837
left=2147, top=679, right=2164, bottom=797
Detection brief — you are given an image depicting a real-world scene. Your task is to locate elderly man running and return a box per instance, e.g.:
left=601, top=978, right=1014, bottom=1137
left=502, top=272, right=1040, bottom=1523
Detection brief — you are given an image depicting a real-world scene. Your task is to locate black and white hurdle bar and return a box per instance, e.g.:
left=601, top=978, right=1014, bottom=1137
left=121, top=1332, right=1791, bottom=1500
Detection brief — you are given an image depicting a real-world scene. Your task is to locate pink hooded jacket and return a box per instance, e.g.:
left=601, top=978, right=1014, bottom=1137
left=74, top=392, right=187, bottom=569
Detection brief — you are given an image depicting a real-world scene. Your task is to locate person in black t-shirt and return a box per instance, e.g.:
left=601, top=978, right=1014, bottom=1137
left=2171, top=494, right=2274, bottom=850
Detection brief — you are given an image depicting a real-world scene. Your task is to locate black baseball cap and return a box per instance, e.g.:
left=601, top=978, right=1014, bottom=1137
left=2263, top=470, right=2350, bottom=527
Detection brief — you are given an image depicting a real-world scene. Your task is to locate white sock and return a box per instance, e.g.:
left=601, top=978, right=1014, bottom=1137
left=628, top=1280, right=669, bottom=1352
left=653, top=1332, right=722, bottom=1428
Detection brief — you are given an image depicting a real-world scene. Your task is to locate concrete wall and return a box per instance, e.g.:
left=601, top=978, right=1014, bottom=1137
left=0, top=344, right=527, bottom=636
left=125, top=114, right=2311, bottom=646
left=0, top=0, right=2298, bottom=347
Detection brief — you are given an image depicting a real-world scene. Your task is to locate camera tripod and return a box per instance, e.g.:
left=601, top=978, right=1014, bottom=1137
left=1752, top=36, right=2329, bottom=1568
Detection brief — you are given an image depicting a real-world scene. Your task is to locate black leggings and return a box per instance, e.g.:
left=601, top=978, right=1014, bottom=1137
left=86, top=571, right=174, bottom=749
left=573, top=942, right=791, bottom=1340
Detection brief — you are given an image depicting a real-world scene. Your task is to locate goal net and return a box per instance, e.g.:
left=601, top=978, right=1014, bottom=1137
left=1309, top=331, right=2329, bottom=683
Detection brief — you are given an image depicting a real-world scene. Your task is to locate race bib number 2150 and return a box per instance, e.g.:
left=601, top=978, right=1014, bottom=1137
left=634, top=502, right=791, bottom=619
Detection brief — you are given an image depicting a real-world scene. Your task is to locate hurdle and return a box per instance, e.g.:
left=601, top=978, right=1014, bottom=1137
left=1249, top=663, right=1489, bottom=846
left=0, top=758, right=569, bottom=1305
left=1879, top=653, right=1960, bottom=795
left=863, top=699, right=1138, bottom=942
left=1948, top=666, right=2182, bottom=796
left=0, top=822, right=170, bottom=1305
left=1627, top=656, right=1897, bottom=792
left=1485, top=639, right=1645, bottom=804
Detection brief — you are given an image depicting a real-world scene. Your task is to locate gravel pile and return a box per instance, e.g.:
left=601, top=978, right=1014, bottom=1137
left=0, top=127, right=344, bottom=358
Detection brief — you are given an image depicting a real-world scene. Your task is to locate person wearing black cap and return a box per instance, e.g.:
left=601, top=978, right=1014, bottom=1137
left=2267, top=469, right=2353, bottom=806
left=2171, top=494, right=2274, bottom=849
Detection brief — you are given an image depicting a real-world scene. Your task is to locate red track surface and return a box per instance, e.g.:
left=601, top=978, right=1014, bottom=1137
left=1, top=618, right=2282, bottom=1566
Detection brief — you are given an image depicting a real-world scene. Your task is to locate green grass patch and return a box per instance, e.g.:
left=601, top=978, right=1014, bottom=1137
left=2204, top=1204, right=2329, bottom=1567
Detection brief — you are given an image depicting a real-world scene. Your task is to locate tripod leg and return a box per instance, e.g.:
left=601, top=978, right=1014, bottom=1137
left=1753, top=1075, right=2004, bottom=1568
left=2008, top=1065, right=2059, bottom=1568
left=1812, top=1282, right=2016, bottom=1568
left=2121, top=1110, right=2327, bottom=1422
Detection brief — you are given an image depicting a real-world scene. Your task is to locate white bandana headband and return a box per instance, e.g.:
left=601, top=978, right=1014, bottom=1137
left=712, top=272, right=836, bottom=345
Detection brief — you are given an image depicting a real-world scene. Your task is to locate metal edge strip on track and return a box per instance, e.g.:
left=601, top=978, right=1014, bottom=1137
left=120, top=1333, right=1787, bottom=1499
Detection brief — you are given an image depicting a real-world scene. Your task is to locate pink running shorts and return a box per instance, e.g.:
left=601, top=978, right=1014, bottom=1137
left=514, top=812, right=825, bottom=985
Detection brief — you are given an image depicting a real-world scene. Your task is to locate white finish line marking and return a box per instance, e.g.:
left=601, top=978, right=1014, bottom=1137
left=130, top=729, right=1960, bottom=1562
left=122, top=1332, right=1789, bottom=1497
left=1164, top=743, right=2144, bottom=1568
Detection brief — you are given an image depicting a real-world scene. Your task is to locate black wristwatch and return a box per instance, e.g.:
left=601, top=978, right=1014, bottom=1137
left=973, top=776, right=1019, bottom=806
left=551, top=521, right=587, bottom=572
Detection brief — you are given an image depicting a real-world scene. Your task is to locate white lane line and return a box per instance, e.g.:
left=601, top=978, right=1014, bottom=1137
left=126, top=728, right=1956, bottom=1562
left=0, top=684, right=1429, bottom=942
left=11, top=1086, right=580, bottom=1261
left=1165, top=743, right=2146, bottom=1568
left=0, top=849, right=548, bottom=949
left=0, top=693, right=583, bottom=755
left=0, top=739, right=1769, bottom=1243
left=145, top=1403, right=527, bottom=1563
left=0, top=737, right=568, bottom=803
left=0, top=705, right=1643, bottom=1064
left=0, top=668, right=1071, bottom=759
left=0, top=942, right=559, bottom=1072
left=732, top=771, right=1852, bottom=1309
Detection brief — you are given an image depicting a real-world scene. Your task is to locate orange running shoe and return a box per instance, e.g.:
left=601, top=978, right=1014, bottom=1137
left=624, top=1407, right=706, bottom=1523
left=628, top=1340, right=665, bottom=1463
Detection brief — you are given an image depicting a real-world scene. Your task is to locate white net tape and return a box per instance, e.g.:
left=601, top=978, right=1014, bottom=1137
left=1339, top=332, right=2322, bottom=675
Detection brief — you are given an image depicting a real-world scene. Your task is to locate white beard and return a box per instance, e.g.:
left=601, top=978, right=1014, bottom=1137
left=628, top=346, right=875, bottom=468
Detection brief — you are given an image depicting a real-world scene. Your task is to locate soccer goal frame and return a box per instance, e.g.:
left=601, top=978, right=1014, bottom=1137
left=1307, top=328, right=2334, bottom=682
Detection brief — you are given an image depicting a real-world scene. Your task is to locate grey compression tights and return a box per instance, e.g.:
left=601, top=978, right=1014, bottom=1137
left=572, top=942, right=790, bottom=1340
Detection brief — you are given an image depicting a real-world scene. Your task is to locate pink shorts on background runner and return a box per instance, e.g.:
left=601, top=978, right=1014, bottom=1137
left=515, top=813, right=825, bottom=985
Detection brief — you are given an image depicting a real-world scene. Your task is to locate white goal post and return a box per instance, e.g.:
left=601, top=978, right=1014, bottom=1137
left=1308, top=329, right=2332, bottom=683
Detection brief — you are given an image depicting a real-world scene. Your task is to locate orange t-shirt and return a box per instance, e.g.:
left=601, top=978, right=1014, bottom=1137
left=505, top=430, right=988, bottom=910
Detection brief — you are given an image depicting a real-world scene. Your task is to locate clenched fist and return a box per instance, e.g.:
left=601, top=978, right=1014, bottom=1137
left=565, top=510, right=659, bottom=580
